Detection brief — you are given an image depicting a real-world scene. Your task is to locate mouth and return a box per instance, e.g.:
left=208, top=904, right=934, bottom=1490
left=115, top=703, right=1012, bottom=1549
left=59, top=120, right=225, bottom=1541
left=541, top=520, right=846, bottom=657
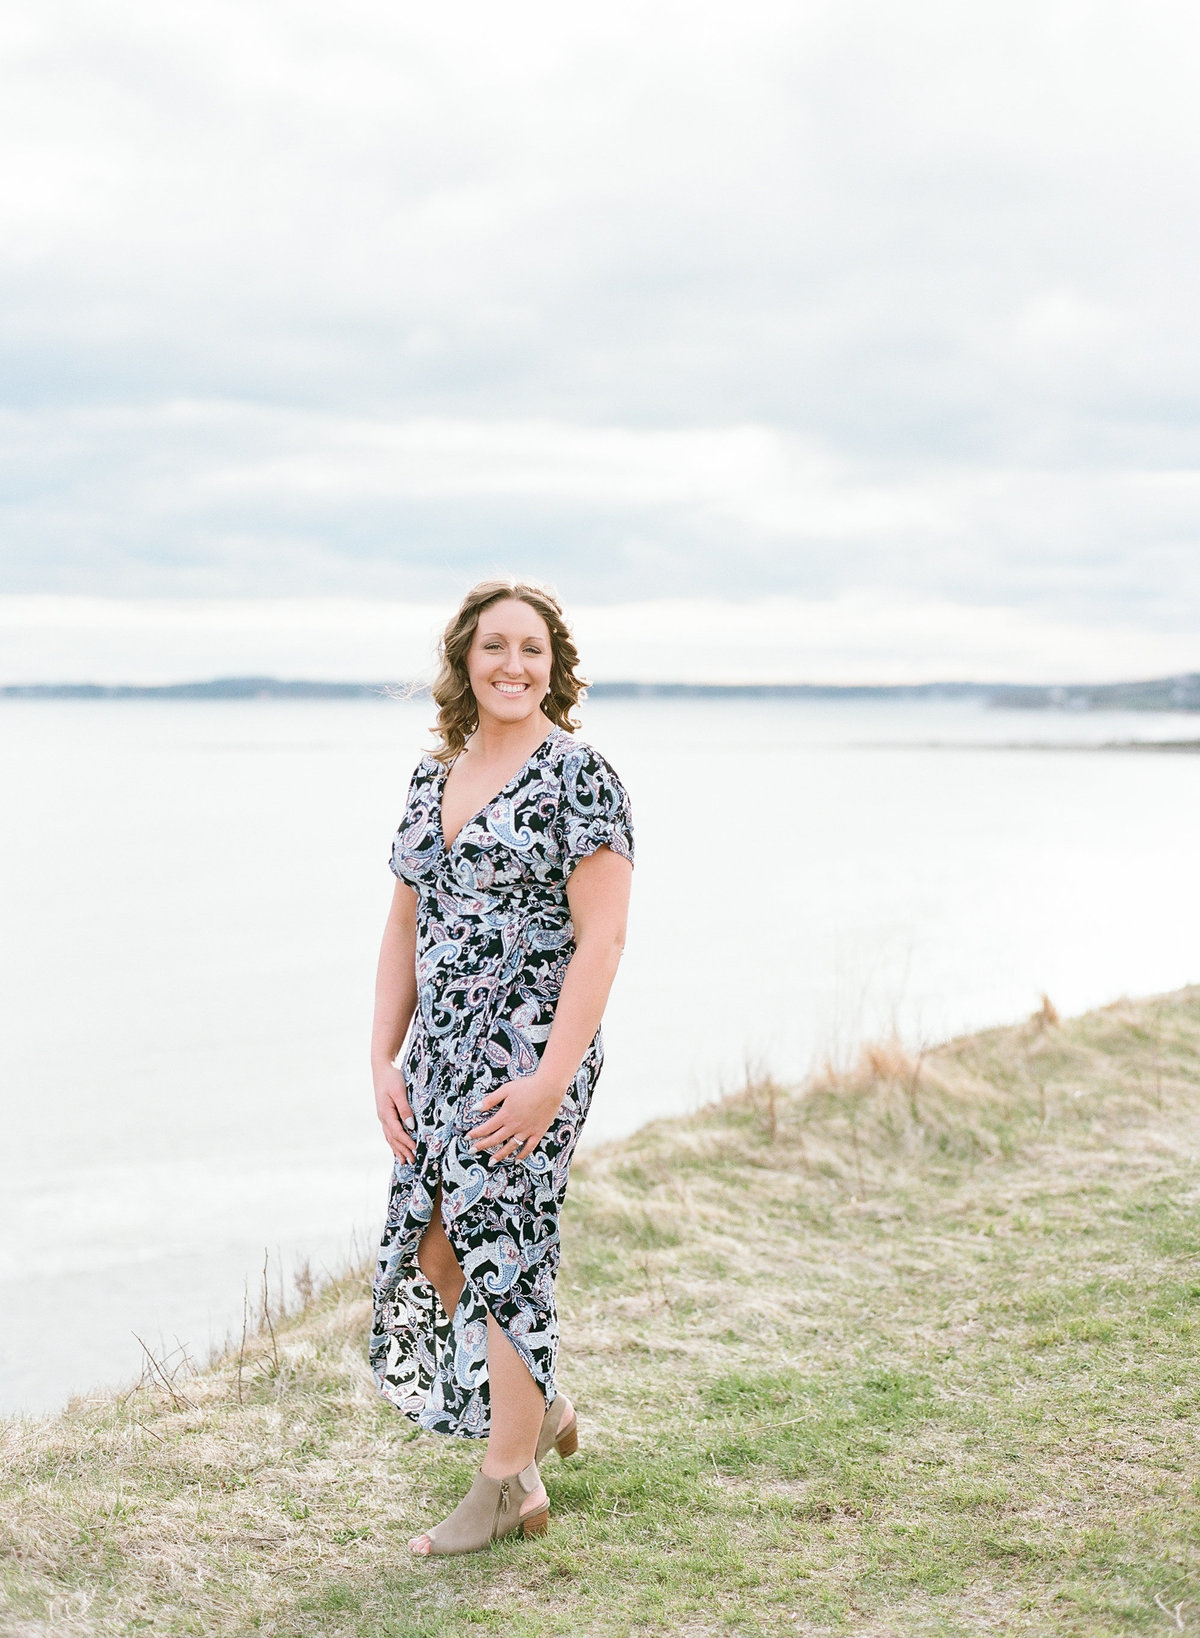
left=492, top=681, right=529, bottom=696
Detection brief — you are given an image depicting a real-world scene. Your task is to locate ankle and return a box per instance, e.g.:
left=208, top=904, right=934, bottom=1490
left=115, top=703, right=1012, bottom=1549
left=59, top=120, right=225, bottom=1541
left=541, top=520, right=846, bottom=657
left=480, top=1454, right=537, bottom=1481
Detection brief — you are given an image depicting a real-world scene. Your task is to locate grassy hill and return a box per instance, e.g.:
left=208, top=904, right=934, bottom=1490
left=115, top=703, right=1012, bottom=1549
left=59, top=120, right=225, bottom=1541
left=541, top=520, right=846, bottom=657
left=3, top=990, right=1200, bottom=1637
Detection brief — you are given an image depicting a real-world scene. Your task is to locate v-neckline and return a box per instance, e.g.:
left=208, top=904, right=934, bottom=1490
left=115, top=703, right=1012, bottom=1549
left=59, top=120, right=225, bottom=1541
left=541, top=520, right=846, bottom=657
left=436, top=725, right=562, bottom=852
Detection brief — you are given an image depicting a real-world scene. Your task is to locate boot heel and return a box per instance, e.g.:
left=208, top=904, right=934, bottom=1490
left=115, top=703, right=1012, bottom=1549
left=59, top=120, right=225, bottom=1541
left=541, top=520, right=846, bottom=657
left=521, top=1506, right=550, bottom=1537
left=536, top=1394, right=579, bottom=1465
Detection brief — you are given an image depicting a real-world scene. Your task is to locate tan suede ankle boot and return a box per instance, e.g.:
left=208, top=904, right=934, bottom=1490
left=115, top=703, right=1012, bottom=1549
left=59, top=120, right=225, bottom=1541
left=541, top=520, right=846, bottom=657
left=413, top=1460, right=548, bottom=1556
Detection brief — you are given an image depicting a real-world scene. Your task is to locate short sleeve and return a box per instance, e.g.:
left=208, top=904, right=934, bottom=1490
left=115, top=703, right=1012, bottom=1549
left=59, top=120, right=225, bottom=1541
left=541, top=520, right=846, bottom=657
left=556, top=741, right=635, bottom=879
left=388, top=758, right=435, bottom=884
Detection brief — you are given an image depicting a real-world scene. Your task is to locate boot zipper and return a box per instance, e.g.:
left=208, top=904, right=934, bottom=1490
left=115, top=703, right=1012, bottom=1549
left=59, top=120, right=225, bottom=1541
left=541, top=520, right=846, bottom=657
left=498, top=1480, right=510, bottom=1534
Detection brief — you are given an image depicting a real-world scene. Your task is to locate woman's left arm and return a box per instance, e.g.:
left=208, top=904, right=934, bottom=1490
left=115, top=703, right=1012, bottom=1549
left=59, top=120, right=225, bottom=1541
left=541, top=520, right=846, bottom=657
left=467, top=845, right=633, bottom=1165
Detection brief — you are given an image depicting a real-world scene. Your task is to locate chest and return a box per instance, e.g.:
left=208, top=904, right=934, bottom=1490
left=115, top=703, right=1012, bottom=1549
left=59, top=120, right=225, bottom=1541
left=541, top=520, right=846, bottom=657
left=393, top=757, right=565, bottom=893
left=440, top=756, right=529, bottom=851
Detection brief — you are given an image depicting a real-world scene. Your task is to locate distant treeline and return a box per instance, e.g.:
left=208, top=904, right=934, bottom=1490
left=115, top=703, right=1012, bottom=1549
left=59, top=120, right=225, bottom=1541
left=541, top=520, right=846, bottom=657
left=989, top=674, right=1200, bottom=711
left=2, top=673, right=1199, bottom=708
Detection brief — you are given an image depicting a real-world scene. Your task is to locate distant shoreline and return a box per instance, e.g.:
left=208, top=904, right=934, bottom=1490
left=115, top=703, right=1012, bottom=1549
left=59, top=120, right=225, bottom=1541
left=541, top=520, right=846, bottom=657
left=2, top=671, right=1199, bottom=709
left=906, top=738, right=1200, bottom=752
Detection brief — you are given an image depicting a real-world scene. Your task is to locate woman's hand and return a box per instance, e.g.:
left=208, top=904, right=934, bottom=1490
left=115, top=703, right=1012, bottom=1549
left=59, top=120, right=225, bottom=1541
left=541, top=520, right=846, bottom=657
left=467, top=1070, right=567, bottom=1166
left=374, top=1062, right=417, bottom=1163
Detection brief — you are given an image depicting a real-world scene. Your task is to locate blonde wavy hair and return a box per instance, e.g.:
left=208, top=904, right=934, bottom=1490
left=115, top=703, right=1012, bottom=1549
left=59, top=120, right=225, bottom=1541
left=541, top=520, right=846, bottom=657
left=427, top=578, right=590, bottom=764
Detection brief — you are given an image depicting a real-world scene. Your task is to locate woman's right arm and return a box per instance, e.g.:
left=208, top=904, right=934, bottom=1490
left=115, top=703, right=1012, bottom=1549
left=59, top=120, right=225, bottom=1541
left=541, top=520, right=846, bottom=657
left=371, top=879, right=419, bottom=1163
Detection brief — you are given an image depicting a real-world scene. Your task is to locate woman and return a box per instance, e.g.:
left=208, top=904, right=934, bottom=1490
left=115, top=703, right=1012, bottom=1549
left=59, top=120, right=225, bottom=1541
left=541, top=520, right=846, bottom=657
left=368, top=578, right=635, bottom=1556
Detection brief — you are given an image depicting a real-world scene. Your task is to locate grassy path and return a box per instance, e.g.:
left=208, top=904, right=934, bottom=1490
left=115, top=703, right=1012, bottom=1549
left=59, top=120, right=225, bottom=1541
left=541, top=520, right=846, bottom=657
left=3, top=991, right=1199, bottom=1636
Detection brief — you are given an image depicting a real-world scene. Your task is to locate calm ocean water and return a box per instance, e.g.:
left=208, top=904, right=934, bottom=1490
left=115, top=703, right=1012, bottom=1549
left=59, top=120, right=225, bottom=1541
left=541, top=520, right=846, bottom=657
left=3, top=694, right=1198, bottom=1415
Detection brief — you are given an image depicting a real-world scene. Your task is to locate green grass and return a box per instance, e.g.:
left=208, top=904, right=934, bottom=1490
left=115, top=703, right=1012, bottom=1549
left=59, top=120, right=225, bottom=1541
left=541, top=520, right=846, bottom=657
left=3, top=989, right=1200, bottom=1635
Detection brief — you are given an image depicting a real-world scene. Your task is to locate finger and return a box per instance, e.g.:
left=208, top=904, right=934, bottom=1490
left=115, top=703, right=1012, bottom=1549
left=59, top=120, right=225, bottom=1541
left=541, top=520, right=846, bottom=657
left=476, top=1088, right=509, bottom=1112
left=495, top=1125, right=536, bottom=1160
left=486, top=1138, right=521, bottom=1166
left=467, top=1115, right=505, bottom=1145
left=384, top=1121, right=417, bottom=1161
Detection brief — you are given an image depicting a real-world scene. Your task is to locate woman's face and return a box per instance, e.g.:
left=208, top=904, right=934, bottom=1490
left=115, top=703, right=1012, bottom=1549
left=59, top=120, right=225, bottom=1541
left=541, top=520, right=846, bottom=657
left=465, top=598, right=554, bottom=727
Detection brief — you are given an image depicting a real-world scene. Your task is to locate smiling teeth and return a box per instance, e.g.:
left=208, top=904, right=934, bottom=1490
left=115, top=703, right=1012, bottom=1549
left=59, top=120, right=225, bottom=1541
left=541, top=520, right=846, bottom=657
left=495, top=683, right=526, bottom=693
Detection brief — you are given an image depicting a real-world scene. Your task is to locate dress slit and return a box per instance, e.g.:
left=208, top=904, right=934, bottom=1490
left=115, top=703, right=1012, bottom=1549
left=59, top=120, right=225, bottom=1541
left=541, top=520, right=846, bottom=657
left=421, top=1165, right=555, bottom=1420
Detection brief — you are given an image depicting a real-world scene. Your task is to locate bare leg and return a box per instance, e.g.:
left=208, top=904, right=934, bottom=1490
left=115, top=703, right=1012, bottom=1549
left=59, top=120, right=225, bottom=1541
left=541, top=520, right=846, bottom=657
left=414, top=1182, right=466, bottom=1315
left=479, top=1312, right=546, bottom=1481
left=408, top=1187, right=547, bottom=1554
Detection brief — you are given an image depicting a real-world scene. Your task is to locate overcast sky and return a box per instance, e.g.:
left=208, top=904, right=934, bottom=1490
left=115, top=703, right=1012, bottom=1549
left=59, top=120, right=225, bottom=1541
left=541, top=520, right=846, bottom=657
left=2, top=0, right=1197, bottom=680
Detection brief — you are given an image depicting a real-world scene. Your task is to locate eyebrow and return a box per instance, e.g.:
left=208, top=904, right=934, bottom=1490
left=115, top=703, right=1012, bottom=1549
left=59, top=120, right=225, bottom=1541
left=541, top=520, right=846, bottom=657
left=479, top=631, right=546, bottom=641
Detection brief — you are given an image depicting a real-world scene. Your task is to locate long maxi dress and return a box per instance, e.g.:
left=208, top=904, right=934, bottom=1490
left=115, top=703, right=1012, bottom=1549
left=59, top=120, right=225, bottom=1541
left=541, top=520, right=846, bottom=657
left=369, top=724, right=635, bottom=1438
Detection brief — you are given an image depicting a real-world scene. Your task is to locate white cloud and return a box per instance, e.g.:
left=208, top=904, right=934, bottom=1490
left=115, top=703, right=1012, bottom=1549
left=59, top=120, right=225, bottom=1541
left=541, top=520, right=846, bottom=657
left=2, top=403, right=1198, bottom=633
left=1, top=592, right=1194, bottom=687
left=0, top=0, right=1198, bottom=644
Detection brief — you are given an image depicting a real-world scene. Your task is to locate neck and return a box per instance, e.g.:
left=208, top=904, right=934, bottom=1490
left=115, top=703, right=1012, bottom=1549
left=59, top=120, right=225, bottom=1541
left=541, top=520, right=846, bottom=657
left=468, top=710, right=553, bottom=762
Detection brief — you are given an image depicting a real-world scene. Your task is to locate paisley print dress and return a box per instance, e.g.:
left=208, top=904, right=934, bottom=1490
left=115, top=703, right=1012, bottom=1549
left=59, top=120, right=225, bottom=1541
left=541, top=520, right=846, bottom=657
left=369, top=724, right=635, bottom=1438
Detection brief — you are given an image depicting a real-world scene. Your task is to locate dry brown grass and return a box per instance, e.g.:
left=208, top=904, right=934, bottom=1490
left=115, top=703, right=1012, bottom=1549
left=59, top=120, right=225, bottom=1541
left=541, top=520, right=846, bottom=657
left=2, top=986, right=1199, bottom=1636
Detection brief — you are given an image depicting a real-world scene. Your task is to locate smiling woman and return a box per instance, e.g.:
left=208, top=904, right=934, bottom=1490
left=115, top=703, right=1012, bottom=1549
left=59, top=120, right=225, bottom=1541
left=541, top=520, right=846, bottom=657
left=367, top=577, right=635, bottom=1556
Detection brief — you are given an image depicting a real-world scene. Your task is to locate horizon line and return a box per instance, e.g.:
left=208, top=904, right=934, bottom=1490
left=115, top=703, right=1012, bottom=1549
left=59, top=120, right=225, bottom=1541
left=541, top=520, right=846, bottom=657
left=2, top=672, right=1199, bottom=701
